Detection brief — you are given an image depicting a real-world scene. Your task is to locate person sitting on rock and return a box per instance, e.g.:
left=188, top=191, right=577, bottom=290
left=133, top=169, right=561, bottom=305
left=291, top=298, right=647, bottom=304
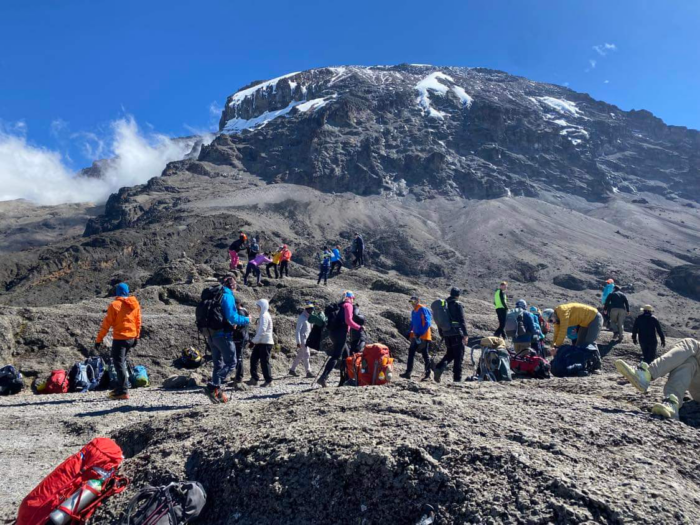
left=545, top=303, right=603, bottom=350
left=616, top=338, right=700, bottom=419
left=266, top=247, right=283, bottom=279
left=244, top=252, right=273, bottom=286
left=290, top=302, right=315, bottom=378
left=493, top=281, right=509, bottom=338
left=400, top=296, right=433, bottom=381
left=317, top=291, right=362, bottom=388
left=228, top=231, right=247, bottom=270
left=604, top=285, right=630, bottom=342
left=95, top=282, right=141, bottom=401
left=329, top=245, right=343, bottom=276
left=632, top=305, right=666, bottom=364
left=512, top=299, right=541, bottom=356
left=317, top=247, right=332, bottom=286
left=278, top=244, right=292, bottom=278
left=247, top=299, right=275, bottom=388
left=433, top=287, right=468, bottom=383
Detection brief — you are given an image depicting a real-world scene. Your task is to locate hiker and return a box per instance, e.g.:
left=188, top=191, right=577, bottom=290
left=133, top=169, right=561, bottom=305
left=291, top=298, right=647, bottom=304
left=604, top=285, right=630, bottom=342
left=95, top=283, right=142, bottom=400
left=317, top=247, right=332, bottom=285
left=228, top=231, right=248, bottom=270
left=266, top=247, right=282, bottom=279
left=329, top=245, right=343, bottom=276
left=202, top=276, right=250, bottom=403
left=348, top=301, right=367, bottom=355
left=493, top=281, right=509, bottom=338
left=233, top=302, right=250, bottom=383
left=352, top=233, right=365, bottom=268
left=616, top=338, right=700, bottom=419
left=601, top=279, right=615, bottom=327
left=512, top=299, right=540, bottom=356
left=279, top=244, right=292, bottom=278
left=433, top=288, right=468, bottom=383
left=317, top=291, right=362, bottom=387
left=247, top=236, right=260, bottom=260
left=247, top=299, right=274, bottom=387
left=244, top=252, right=273, bottom=286
left=632, top=305, right=666, bottom=364
left=290, top=302, right=315, bottom=378
left=400, top=296, right=433, bottom=381
left=545, top=303, right=603, bottom=349
left=529, top=306, right=548, bottom=355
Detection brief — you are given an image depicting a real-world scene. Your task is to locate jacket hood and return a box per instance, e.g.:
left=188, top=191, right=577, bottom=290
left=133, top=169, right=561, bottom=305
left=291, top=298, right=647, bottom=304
left=117, top=296, right=139, bottom=310
left=256, top=299, right=269, bottom=315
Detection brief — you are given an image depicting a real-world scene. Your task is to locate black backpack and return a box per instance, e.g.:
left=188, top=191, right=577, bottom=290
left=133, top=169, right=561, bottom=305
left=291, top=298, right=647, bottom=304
left=195, top=285, right=229, bottom=332
left=0, top=365, right=23, bottom=396
left=122, top=481, right=207, bottom=525
left=324, top=302, right=345, bottom=331
left=232, top=307, right=249, bottom=342
left=551, top=345, right=602, bottom=377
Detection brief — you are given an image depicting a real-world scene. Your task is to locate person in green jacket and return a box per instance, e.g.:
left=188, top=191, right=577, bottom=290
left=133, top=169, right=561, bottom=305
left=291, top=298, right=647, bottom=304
left=493, top=281, right=509, bottom=338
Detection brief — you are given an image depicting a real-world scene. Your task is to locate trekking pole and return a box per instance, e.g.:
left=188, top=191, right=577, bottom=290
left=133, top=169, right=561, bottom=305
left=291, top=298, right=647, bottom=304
left=311, top=355, right=331, bottom=388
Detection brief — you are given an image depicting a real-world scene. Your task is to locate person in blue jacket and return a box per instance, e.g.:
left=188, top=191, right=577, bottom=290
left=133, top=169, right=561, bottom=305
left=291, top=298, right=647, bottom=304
left=329, top=245, right=343, bottom=277
left=513, top=299, right=540, bottom=356
left=601, top=279, right=615, bottom=327
left=400, top=296, right=434, bottom=381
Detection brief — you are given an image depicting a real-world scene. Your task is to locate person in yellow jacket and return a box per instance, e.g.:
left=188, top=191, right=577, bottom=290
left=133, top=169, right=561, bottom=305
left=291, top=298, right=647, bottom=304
left=266, top=247, right=283, bottom=279
left=546, top=303, right=603, bottom=349
left=616, top=338, right=700, bottom=419
left=95, top=282, right=142, bottom=400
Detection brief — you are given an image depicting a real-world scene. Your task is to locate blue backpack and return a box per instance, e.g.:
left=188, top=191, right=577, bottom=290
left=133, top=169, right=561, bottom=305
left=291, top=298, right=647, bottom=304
left=84, top=356, right=106, bottom=391
left=131, top=365, right=150, bottom=388
left=68, top=362, right=91, bottom=393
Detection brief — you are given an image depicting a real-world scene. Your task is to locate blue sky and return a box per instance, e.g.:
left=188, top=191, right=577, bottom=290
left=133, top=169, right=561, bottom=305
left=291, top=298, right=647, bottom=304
left=1, top=0, right=699, bottom=171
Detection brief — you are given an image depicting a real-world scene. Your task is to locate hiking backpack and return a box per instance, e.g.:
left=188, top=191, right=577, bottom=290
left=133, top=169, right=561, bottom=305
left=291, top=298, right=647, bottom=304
left=538, top=314, right=550, bottom=335
left=505, top=308, right=527, bottom=339
left=121, top=481, right=207, bottom=525
left=85, top=356, right=107, bottom=391
left=0, top=365, right=23, bottom=396
left=510, top=354, right=551, bottom=379
left=324, top=302, right=345, bottom=331
left=550, top=344, right=602, bottom=377
left=180, top=347, right=204, bottom=369
left=68, top=362, right=93, bottom=393
left=131, top=365, right=150, bottom=388
left=345, top=343, right=394, bottom=386
left=44, top=369, right=70, bottom=395
left=430, top=299, right=452, bottom=334
left=308, top=311, right=327, bottom=328
left=477, top=348, right=513, bottom=381
left=195, top=285, right=228, bottom=332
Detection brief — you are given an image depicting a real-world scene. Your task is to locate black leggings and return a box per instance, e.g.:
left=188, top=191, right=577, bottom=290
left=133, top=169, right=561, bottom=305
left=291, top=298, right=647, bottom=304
left=266, top=263, right=279, bottom=279
left=494, top=308, right=507, bottom=338
left=323, top=331, right=348, bottom=379
left=279, top=260, right=289, bottom=277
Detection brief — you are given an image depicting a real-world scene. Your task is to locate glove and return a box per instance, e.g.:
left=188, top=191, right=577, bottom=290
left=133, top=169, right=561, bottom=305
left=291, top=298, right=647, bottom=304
left=662, top=341, right=666, bottom=348
left=94, top=342, right=102, bottom=351
left=632, top=339, right=638, bottom=346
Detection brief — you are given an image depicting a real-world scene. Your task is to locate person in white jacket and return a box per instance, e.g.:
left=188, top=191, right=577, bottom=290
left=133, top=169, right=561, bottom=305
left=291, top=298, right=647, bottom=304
left=247, top=299, right=275, bottom=387
left=290, top=302, right=315, bottom=378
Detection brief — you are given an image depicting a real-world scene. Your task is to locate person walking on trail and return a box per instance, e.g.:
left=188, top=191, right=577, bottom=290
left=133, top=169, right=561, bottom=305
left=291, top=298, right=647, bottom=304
left=228, top=231, right=248, bottom=270
left=348, top=301, right=367, bottom=356
left=247, top=236, right=260, bottom=261
left=317, top=291, right=362, bottom=388
left=233, top=302, right=250, bottom=384
left=512, top=299, right=541, bottom=356
left=202, top=276, right=250, bottom=403
left=545, top=303, right=603, bottom=350
left=493, top=281, right=509, bottom=338
left=352, top=233, right=365, bottom=268
left=632, top=305, right=666, bottom=364
left=317, top=247, right=332, bottom=285
left=247, top=299, right=274, bottom=387
left=244, top=252, right=273, bottom=286
left=279, top=245, right=292, bottom=278
left=604, top=285, right=630, bottom=342
left=329, top=245, right=344, bottom=276
left=616, top=338, right=700, bottom=419
left=290, top=302, right=315, bottom=378
left=401, top=296, right=433, bottom=381
left=601, top=279, right=615, bottom=327
left=95, top=283, right=142, bottom=401
left=266, top=247, right=283, bottom=279
left=433, top=288, right=468, bottom=383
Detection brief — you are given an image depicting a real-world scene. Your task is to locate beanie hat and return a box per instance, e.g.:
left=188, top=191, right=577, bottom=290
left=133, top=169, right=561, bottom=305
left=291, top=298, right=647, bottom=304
left=516, top=299, right=527, bottom=309
left=115, top=283, right=129, bottom=297
left=450, top=287, right=461, bottom=297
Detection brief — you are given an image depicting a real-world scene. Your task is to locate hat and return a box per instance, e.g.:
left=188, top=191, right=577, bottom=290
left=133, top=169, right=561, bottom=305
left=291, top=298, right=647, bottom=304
left=500, top=281, right=508, bottom=286
left=516, top=299, right=527, bottom=309
left=409, top=296, right=419, bottom=303
left=222, top=275, right=236, bottom=288
left=542, top=308, right=554, bottom=321
left=450, top=287, right=461, bottom=297
left=115, top=283, right=129, bottom=297
left=641, top=305, right=654, bottom=312
left=529, top=306, right=539, bottom=314
left=344, top=291, right=355, bottom=299
left=304, top=302, right=315, bottom=310
left=606, top=279, right=614, bottom=284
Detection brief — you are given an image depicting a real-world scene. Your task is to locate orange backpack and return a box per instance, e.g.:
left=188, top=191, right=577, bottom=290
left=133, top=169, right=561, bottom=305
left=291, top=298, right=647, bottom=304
left=346, top=343, right=394, bottom=386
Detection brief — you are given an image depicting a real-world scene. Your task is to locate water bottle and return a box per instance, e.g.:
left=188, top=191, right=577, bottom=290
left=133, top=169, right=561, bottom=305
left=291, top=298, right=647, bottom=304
left=49, top=479, right=103, bottom=524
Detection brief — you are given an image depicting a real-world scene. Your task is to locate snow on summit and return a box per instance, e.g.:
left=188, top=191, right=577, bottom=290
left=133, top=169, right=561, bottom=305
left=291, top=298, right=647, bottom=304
left=228, top=72, right=301, bottom=107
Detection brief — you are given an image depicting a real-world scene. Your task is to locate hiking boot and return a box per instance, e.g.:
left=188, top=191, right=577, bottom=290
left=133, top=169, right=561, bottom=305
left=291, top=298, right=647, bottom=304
left=421, top=371, right=432, bottom=382
left=261, top=381, right=273, bottom=388
left=652, top=395, right=679, bottom=419
left=233, top=376, right=243, bottom=384
left=216, top=389, right=229, bottom=403
left=288, top=369, right=298, bottom=377
left=432, top=363, right=443, bottom=383
left=399, top=372, right=411, bottom=380
left=205, top=386, right=221, bottom=404
left=615, top=360, right=651, bottom=393
left=317, top=375, right=328, bottom=388
left=108, top=391, right=129, bottom=400
left=245, top=379, right=259, bottom=386
left=306, top=371, right=315, bottom=378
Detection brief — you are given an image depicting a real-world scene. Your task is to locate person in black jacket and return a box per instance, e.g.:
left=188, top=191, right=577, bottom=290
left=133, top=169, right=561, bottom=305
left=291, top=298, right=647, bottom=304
left=632, top=305, right=666, bottom=364
left=433, top=287, right=468, bottom=383
left=352, top=233, right=365, bottom=268
left=604, top=286, right=630, bottom=342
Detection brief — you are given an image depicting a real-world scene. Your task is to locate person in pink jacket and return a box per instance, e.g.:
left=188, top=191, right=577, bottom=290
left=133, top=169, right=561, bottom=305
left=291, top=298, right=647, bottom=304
left=243, top=252, right=273, bottom=286
left=317, top=291, right=362, bottom=387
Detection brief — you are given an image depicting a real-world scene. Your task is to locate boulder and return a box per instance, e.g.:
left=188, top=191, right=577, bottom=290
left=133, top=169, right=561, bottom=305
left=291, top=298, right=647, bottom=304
left=552, top=274, right=596, bottom=291
left=665, top=265, right=700, bottom=300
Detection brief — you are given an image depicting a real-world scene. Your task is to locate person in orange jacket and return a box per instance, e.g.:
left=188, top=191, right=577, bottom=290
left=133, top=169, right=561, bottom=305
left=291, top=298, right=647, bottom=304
left=400, top=296, right=433, bottom=381
left=95, top=282, right=142, bottom=400
left=279, top=244, right=292, bottom=278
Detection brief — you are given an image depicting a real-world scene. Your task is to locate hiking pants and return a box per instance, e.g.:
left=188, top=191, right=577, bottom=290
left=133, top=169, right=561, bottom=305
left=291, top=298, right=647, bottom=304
left=576, top=313, right=603, bottom=347
left=317, top=265, right=330, bottom=285
left=290, top=345, right=311, bottom=374
left=234, top=339, right=246, bottom=381
left=266, top=263, right=279, bottom=279
left=610, top=308, right=627, bottom=338
left=111, top=339, right=134, bottom=395
left=353, top=249, right=364, bottom=267
left=229, top=250, right=239, bottom=270
left=208, top=332, right=237, bottom=388
left=494, top=308, right=507, bottom=338
left=323, top=330, right=349, bottom=380
left=649, top=339, right=700, bottom=409
left=250, top=344, right=273, bottom=382
left=330, top=261, right=342, bottom=276
left=244, top=263, right=261, bottom=285
left=436, top=335, right=465, bottom=381
left=406, top=339, right=432, bottom=376
left=640, top=341, right=658, bottom=364
left=279, top=260, right=289, bottom=278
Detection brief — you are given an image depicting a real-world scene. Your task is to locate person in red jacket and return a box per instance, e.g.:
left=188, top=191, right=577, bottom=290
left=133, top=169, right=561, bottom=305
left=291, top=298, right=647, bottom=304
left=279, top=244, right=292, bottom=278
left=95, top=283, right=142, bottom=400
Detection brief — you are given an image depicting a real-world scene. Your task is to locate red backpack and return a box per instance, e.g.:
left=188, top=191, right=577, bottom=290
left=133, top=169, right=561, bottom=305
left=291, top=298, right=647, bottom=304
left=510, top=354, right=551, bottom=379
left=346, top=343, right=394, bottom=386
left=44, top=369, right=69, bottom=394
left=17, top=437, right=128, bottom=525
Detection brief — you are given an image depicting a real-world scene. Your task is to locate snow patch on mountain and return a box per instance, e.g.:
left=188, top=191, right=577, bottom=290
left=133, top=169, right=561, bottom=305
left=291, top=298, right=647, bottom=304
left=452, top=86, right=473, bottom=108
left=532, top=96, right=581, bottom=118
left=296, top=95, right=336, bottom=112
left=228, top=72, right=301, bottom=107
left=416, top=72, right=454, bottom=119
left=223, top=100, right=304, bottom=133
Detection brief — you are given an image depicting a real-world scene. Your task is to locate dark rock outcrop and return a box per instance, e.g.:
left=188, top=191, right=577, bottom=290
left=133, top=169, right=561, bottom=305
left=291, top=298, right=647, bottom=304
left=666, top=265, right=700, bottom=300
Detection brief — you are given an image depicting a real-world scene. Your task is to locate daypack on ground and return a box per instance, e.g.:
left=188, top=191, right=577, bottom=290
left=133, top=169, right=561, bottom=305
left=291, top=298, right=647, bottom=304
left=179, top=347, right=204, bottom=369
left=85, top=356, right=107, bottom=391
left=476, top=348, right=513, bottom=381
left=43, top=369, right=70, bottom=395
left=480, top=336, right=506, bottom=349
left=430, top=299, right=452, bottom=333
left=345, top=343, right=394, bottom=386
left=550, top=345, right=602, bottom=377
left=122, top=481, right=207, bottom=525
left=68, top=362, right=93, bottom=393
left=505, top=308, right=527, bottom=339
left=131, top=365, right=150, bottom=388
left=195, top=285, right=228, bottom=332
left=0, top=365, right=23, bottom=395
left=510, top=354, right=551, bottom=379
left=17, top=437, right=127, bottom=525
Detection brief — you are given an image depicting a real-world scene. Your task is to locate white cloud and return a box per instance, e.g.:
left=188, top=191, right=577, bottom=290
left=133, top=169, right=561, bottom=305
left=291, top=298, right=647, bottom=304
left=50, top=118, right=68, bottom=139
left=589, top=59, right=597, bottom=69
left=604, top=80, right=610, bottom=84
left=593, top=43, right=617, bottom=56
left=0, top=116, right=201, bottom=205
